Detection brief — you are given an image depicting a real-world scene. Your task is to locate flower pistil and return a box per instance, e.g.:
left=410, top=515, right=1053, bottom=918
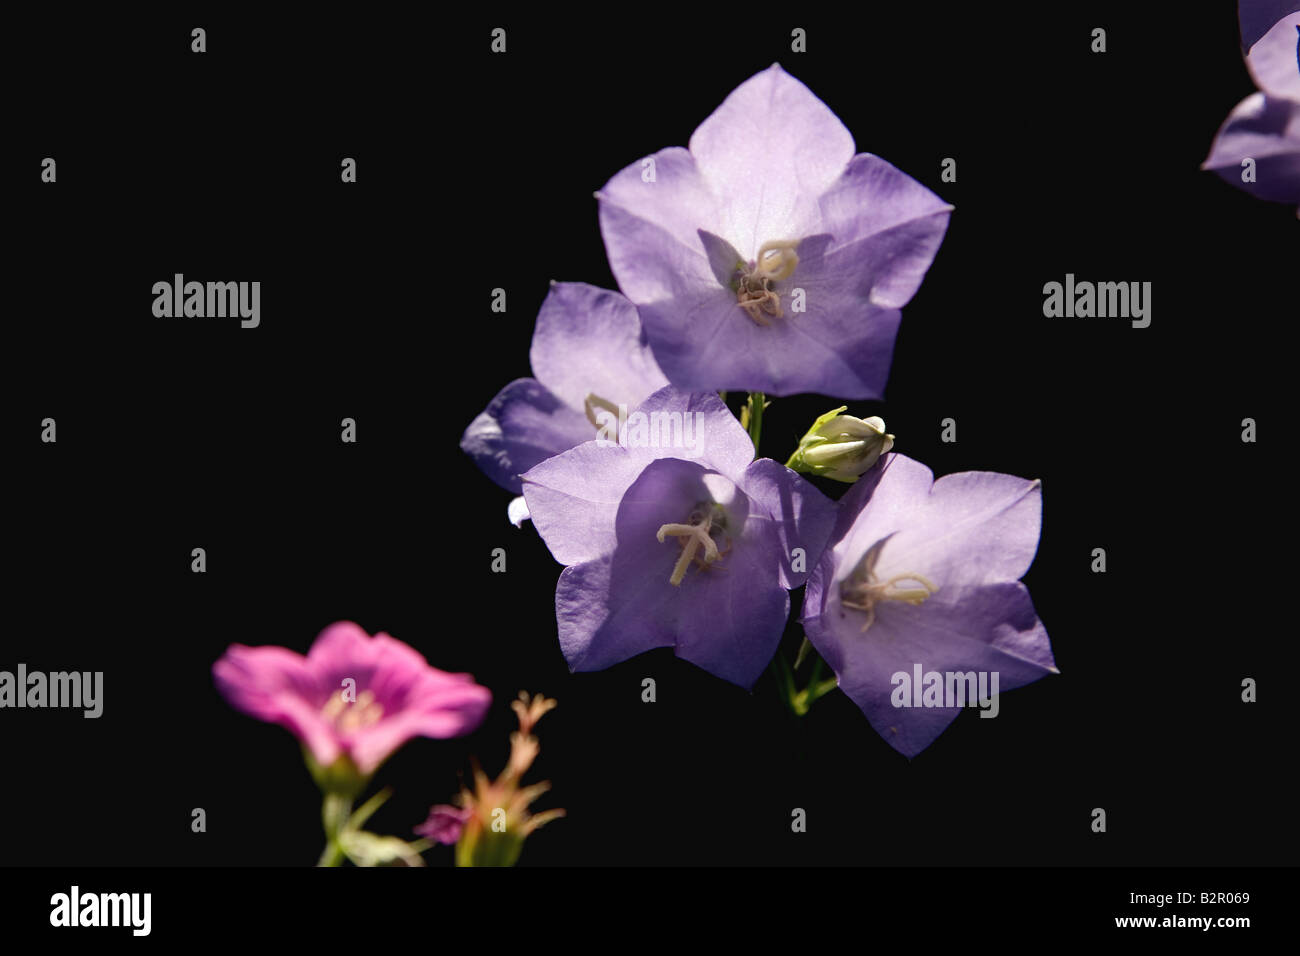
left=657, top=503, right=729, bottom=586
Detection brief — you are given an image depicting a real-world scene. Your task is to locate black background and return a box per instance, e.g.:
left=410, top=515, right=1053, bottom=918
left=6, top=3, right=1296, bottom=880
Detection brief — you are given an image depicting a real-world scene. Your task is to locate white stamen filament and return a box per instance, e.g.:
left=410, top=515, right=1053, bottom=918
left=841, top=571, right=939, bottom=633
left=656, top=518, right=722, bottom=586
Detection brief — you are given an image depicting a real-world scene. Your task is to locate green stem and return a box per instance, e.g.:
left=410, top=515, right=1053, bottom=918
left=793, top=636, right=813, bottom=671
left=317, top=841, right=346, bottom=867
left=347, top=787, right=393, bottom=831
left=807, top=656, right=824, bottom=691
left=318, top=792, right=354, bottom=867
left=746, top=392, right=766, bottom=453
left=784, top=642, right=840, bottom=717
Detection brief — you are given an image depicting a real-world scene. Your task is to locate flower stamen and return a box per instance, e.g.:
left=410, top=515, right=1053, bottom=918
left=584, top=392, right=620, bottom=430
left=656, top=506, right=727, bottom=586
left=736, top=240, right=799, bottom=326
left=839, top=538, right=938, bottom=632
left=321, top=688, right=384, bottom=731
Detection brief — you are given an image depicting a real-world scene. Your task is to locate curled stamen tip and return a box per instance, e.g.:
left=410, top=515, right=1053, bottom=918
left=756, top=241, right=799, bottom=281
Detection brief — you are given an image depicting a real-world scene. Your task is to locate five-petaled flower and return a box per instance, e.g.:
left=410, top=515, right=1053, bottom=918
left=522, top=386, right=836, bottom=688
left=801, top=454, right=1057, bottom=758
left=213, top=621, right=492, bottom=778
left=597, top=63, right=952, bottom=399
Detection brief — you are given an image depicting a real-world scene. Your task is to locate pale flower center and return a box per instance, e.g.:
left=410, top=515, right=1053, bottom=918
left=656, top=503, right=730, bottom=586
left=321, top=688, right=384, bottom=732
left=736, top=240, right=799, bottom=326
left=839, top=539, right=938, bottom=633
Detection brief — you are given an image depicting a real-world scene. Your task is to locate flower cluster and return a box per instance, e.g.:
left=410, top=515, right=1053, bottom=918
left=463, top=64, right=1057, bottom=759
left=214, top=63, right=1068, bottom=872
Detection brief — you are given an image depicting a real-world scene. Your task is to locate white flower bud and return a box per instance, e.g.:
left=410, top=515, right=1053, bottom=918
left=786, top=407, right=894, bottom=482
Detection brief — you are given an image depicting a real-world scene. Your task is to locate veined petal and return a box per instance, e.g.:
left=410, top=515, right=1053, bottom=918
left=598, top=198, right=725, bottom=324
left=596, top=146, right=724, bottom=256
left=738, top=458, right=837, bottom=588
left=672, top=512, right=791, bottom=689
left=806, top=579, right=1053, bottom=758
left=826, top=455, right=1041, bottom=591
left=1245, top=10, right=1300, bottom=101
left=555, top=555, right=676, bottom=672
left=462, top=378, right=595, bottom=494
left=817, top=154, right=953, bottom=310
left=631, top=387, right=755, bottom=479
left=529, top=282, right=668, bottom=413
left=756, top=233, right=905, bottom=399
left=522, top=442, right=651, bottom=566
left=1204, top=93, right=1300, bottom=202
left=689, top=63, right=856, bottom=254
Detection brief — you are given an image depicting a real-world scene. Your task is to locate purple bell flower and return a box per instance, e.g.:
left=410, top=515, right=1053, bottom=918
left=597, top=64, right=952, bottom=399
left=522, top=387, right=836, bottom=688
left=802, top=454, right=1057, bottom=757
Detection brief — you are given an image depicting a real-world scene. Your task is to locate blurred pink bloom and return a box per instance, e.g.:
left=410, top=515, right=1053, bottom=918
left=213, top=621, right=491, bottom=776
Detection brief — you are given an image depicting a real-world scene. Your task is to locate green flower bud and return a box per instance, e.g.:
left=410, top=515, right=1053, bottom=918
left=786, top=407, right=894, bottom=483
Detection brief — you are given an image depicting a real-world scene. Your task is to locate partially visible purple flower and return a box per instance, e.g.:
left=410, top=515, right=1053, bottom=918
left=415, top=804, right=471, bottom=845
left=801, top=455, right=1056, bottom=758
left=597, top=63, right=951, bottom=399
left=461, top=282, right=668, bottom=523
left=213, top=621, right=491, bottom=777
left=1241, top=0, right=1300, bottom=53
left=521, top=387, right=836, bottom=688
left=1204, top=4, right=1300, bottom=211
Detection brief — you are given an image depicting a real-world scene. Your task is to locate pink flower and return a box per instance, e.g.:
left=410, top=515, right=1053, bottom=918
left=213, top=621, right=491, bottom=776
